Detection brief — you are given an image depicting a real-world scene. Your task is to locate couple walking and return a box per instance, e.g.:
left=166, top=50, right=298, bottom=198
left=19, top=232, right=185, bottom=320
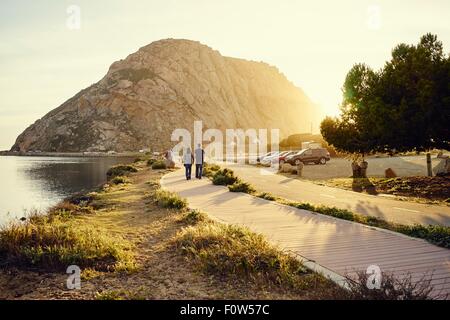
left=183, top=144, right=204, bottom=180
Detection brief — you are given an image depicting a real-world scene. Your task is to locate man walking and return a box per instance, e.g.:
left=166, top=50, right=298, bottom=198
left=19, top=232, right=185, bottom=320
left=195, top=144, right=205, bottom=179
left=183, top=147, right=194, bottom=180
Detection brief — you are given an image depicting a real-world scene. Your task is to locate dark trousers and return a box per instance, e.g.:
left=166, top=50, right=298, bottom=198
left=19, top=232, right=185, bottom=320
left=195, top=164, right=203, bottom=179
left=184, top=164, right=192, bottom=180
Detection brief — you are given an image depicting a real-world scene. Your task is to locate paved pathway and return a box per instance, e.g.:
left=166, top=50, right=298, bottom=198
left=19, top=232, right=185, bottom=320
left=161, top=169, right=450, bottom=298
left=224, top=163, right=450, bottom=227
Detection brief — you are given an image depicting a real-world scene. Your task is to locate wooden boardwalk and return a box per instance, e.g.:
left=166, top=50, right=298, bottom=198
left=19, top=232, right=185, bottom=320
left=161, top=169, right=450, bottom=298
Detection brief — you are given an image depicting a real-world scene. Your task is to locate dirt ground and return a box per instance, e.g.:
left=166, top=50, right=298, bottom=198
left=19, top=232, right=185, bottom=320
left=318, top=176, right=450, bottom=205
left=0, top=164, right=333, bottom=300
left=287, top=155, right=446, bottom=180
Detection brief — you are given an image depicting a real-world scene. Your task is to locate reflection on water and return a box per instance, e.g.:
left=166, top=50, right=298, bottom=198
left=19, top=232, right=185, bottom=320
left=0, top=156, right=133, bottom=224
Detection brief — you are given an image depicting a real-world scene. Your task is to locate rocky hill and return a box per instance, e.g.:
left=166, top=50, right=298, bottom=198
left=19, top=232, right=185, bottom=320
left=11, top=39, right=319, bottom=152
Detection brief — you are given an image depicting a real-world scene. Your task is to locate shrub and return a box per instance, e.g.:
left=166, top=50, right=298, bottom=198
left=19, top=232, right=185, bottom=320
left=202, top=162, right=221, bottom=178
left=255, top=192, right=278, bottom=201
left=154, top=189, right=187, bottom=209
left=146, top=158, right=157, bottom=167
left=0, top=217, right=135, bottom=272
left=107, top=165, right=137, bottom=179
left=66, top=193, right=96, bottom=206
left=111, top=176, right=130, bottom=185
left=180, top=210, right=207, bottom=224
left=151, top=161, right=166, bottom=170
left=228, top=181, right=255, bottom=194
left=394, top=224, right=450, bottom=249
left=212, top=168, right=238, bottom=186
left=280, top=199, right=450, bottom=248
left=346, top=271, right=441, bottom=300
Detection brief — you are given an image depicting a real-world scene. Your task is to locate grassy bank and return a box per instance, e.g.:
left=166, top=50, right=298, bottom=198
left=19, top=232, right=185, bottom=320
left=174, top=216, right=343, bottom=297
left=205, top=165, right=450, bottom=249
left=0, top=159, right=342, bottom=299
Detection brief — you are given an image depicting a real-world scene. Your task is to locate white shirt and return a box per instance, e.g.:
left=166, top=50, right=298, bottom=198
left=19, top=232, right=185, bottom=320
left=183, top=152, right=192, bottom=164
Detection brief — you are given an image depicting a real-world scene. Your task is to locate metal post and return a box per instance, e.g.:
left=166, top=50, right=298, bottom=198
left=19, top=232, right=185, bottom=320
left=426, top=153, right=432, bottom=177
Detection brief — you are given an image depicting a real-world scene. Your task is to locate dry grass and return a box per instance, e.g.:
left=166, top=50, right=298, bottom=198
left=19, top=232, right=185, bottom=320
left=174, top=221, right=344, bottom=297
left=0, top=218, right=135, bottom=272
left=346, top=271, right=445, bottom=300
left=154, top=189, right=187, bottom=209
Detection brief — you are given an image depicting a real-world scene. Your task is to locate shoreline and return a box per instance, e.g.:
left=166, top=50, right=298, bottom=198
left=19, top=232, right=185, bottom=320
left=0, top=151, right=144, bottom=158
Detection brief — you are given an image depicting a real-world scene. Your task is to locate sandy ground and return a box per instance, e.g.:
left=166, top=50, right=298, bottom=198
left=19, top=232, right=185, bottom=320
left=284, top=155, right=445, bottom=180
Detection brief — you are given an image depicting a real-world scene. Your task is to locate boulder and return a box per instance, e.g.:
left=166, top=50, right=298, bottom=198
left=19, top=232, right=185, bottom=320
left=433, top=158, right=450, bottom=177
left=165, top=159, right=175, bottom=169
left=280, top=163, right=295, bottom=173
left=385, top=168, right=397, bottom=178
left=296, top=162, right=304, bottom=176
left=436, top=151, right=449, bottom=159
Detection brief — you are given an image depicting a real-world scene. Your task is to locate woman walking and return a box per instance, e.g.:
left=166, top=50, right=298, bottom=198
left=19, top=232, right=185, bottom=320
left=183, top=147, right=194, bottom=180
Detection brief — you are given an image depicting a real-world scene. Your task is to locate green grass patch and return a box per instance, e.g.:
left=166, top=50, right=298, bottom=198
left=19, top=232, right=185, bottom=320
left=212, top=168, right=238, bottom=186
left=110, top=176, right=131, bottom=185
left=179, top=210, right=207, bottom=225
left=151, top=160, right=167, bottom=170
left=228, top=181, right=256, bottom=193
left=146, top=158, right=157, bottom=167
left=107, top=165, right=137, bottom=180
left=154, top=189, right=187, bottom=209
left=255, top=192, right=278, bottom=201
left=202, top=162, right=221, bottom=178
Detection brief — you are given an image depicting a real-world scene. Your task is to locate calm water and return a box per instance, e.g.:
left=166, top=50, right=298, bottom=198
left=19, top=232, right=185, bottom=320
left=0, top=156, right=133, bottom=224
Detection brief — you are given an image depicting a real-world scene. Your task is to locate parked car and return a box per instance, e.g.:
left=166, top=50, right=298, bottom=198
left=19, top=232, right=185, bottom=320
left=285, top=148, right=330, bottom=165
left=261, top=151, right=290, bottom=166
left=257, top=151, right=279, bottom=163
left=278, top=151, right=298, bottom=165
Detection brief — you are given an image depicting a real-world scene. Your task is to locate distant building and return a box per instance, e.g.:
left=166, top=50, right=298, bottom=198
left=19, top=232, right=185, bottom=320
left=301, top=141, right=322, bottom=150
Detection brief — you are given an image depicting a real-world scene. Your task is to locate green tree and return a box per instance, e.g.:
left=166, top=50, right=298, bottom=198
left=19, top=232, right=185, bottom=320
left=321, top=34, right=450, bottom=165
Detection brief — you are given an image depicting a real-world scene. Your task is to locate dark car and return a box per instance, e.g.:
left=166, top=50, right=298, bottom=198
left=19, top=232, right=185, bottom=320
left=285, top=148, right=330, bottom=165
left=278, top=151, right=297, bottom=165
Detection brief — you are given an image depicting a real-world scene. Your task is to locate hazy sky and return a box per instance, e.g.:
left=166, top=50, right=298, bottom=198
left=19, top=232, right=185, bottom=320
left=1, top=0, right=449, bottom=150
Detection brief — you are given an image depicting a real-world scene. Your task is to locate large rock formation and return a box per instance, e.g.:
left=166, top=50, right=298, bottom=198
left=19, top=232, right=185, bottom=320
left=11, top=39, right=319, bottom=152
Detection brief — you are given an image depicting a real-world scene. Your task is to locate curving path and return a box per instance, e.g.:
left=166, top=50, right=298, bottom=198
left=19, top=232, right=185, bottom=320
left=161, top=168, right=450, bottom=298
left=224, top=162, right=450, bottom=227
